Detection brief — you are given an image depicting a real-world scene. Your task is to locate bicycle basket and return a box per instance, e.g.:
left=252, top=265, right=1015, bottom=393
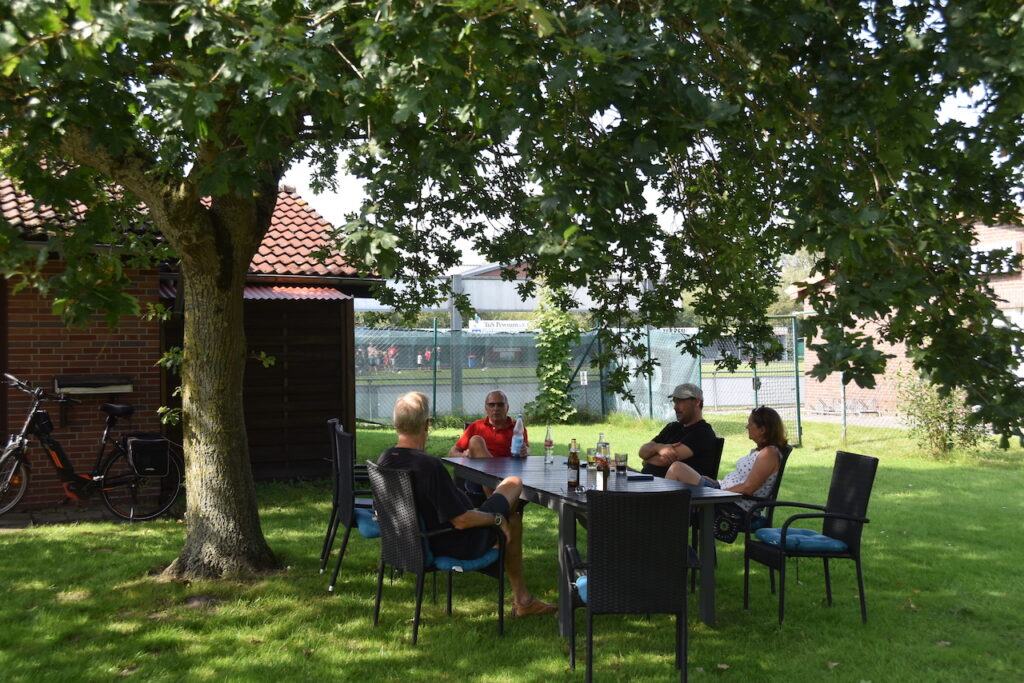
left=125, top=434, right=170, bottom=477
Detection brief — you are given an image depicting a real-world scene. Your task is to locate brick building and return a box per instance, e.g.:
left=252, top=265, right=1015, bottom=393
left=2, top=179, right=373, bottom=510
left=802, top=222, right=1024, bottom=417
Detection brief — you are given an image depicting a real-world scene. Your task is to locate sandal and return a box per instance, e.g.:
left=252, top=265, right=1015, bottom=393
left=511, top=597, right=557, bottom=618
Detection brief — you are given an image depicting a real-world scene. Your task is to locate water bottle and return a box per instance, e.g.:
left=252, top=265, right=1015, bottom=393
left=544, top=425, right=554, bottom=465
left=511, top=414, right=525, bottom=458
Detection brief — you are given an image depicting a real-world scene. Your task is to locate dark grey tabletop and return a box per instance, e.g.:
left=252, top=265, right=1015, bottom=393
left=443, top=456, right=740, bottom=509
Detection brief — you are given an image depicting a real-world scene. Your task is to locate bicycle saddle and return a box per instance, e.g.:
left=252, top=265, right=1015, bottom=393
left=100, top=403, right=134, bottom=418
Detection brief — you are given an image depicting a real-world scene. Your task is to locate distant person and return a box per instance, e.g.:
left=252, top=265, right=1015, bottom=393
left=379, top=392, right=556, bottom=618
left=367, top=344, right=381, bottom=373
left=448, top=390, right=529, bottom=459
left=423, top=346, right=432, bottom=366
left=637, top=383, right=718, bottom=477
left=665, top=406, right=786, bottom=512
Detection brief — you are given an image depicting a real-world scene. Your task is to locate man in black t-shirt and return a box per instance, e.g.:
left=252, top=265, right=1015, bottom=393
left=638, top=383, right=718, bottom=477
left=377, top=391, right=556, bottom=619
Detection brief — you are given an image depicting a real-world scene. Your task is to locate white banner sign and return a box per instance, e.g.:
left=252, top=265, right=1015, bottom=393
left=467, top=319, right=534, bottom=333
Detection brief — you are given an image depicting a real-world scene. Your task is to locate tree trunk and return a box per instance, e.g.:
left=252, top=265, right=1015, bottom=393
left=163, top=213, right=279, bottom=579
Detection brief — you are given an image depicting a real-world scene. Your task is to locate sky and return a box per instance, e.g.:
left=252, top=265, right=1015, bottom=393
left=280, top=160, right=364, bottom=228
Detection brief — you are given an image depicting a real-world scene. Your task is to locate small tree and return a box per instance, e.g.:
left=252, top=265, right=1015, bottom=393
left=526, top=285, right=580, bottom=424
left=896, top=373, right=988, bottom=458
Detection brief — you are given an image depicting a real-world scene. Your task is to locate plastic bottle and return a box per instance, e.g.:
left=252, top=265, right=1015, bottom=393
left=567, top=438, right=580, bottom=489
left=544, top=426, right=554, bottom=465
left=510, top=414, right=525, bottom=458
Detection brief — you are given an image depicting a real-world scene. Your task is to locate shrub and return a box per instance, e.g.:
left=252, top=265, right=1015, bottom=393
left=525, top=285, right=581, bottom=424
left=895, top=372, right=988, bottom=458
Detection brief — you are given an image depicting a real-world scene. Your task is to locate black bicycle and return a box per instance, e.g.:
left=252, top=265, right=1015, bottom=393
left=0, top=373, right=184, bottom=521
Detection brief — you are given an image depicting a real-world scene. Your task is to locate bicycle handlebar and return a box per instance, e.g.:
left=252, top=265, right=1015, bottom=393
left=3, top=373, right=81, bottom=404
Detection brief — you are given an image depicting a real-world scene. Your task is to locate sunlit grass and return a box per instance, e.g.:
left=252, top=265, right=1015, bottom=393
left=0, top=419, right=1021, bottom=680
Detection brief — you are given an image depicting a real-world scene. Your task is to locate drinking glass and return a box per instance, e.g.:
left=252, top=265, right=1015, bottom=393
left=585, top=448, right=595, bottom=469
left=614, top=452, right=628, bottom=474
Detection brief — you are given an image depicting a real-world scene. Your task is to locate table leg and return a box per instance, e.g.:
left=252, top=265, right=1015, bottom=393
left=557, top=501, right=577, bottom=638
left=698, top=505, right=717, bottom=626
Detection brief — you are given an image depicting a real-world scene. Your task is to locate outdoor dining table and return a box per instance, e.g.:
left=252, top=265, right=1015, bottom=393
left=443, top=456, right=740, bottom=635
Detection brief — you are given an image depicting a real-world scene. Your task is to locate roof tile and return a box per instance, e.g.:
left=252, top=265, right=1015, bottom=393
left=0, top=178, right=357, bottom=278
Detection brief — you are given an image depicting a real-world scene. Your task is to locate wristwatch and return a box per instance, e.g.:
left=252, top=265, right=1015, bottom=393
left=493, top=514, right=503, bottom=526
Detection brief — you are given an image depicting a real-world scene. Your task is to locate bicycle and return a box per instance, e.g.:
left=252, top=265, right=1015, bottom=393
left=0, top=373, right=184, bottom=521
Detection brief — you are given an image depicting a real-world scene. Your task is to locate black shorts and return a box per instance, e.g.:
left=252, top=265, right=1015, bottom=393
left=478, top=492, right=511, bottom=519
left=429, top=493, right=510, bottom=560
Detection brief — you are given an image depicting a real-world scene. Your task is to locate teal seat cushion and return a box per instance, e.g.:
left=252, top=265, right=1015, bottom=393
left=754, top=527, right=848, bottom=553
left=575, top=576, right=588, bottom=604
left=354, top=508, right=380, bottom=539
left=433, top=548, right=500, bottom=573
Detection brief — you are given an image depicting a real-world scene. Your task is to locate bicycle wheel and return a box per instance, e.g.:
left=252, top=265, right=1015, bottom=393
left=0, top=450, right=30, bottom=516
left=99, top=445, right=184, bottom=521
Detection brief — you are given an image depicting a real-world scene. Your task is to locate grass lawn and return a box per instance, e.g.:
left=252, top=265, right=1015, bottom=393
left=1, top=416, right=1022, bottom=681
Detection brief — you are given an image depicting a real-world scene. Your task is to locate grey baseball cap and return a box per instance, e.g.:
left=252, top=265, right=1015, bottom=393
left=667, top=383, right=703, bottom=401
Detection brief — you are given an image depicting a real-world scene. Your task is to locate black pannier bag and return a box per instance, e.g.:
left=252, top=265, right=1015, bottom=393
left=125, top=433, right=170, bottom=477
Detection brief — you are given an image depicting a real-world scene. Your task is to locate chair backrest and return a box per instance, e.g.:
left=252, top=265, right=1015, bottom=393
left=707, top=437, right=726, bottom=479
left=585, top=488, right=692, bottom=615
left=763, top=443, right=794, bottom=526
left=822, top=451, right=879, bottom=552
left=366, top=461, right=428, bottom=574
left=330, top=420, right=358, bottom=527
left=327, top=418, right=342, bottom=503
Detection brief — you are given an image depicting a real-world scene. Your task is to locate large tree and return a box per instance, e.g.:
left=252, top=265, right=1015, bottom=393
left=2, top=1, right=1022, bottom=578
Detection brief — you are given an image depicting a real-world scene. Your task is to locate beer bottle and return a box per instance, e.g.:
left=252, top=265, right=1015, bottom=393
left=567, top=438, right=580, bottom=489
left=597, top=443, right=611, bottom=490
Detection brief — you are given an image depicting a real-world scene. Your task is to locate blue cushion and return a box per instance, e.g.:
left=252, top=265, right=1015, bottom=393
left=433, top=548, right=500, bottom=573
left=354, top=507, right=380, bottom=539
left=754, top=527, right=848, bottom=553
left=575, top=576, right=588, bottom=604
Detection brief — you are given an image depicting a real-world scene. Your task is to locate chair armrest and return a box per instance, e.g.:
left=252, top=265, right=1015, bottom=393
left=779, top=511, right=869, bottom=533
left=746, top=499, right=826, bottom=517
left=741, top=501, right=827, bottom=541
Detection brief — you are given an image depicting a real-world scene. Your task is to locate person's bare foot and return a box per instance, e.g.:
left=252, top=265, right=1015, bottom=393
left=510, top=597, right=557, bottom=618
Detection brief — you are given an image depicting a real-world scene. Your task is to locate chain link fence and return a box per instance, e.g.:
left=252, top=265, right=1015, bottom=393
left=355, top=317, right=806, bottom=446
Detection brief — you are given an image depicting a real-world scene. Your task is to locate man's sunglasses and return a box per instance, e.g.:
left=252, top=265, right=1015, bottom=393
left=486, top=402, right=506, bottom=407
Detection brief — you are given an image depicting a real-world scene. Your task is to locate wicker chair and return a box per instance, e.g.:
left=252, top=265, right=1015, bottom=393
left=322, top=420, right=379, bottom=592
left=743, top=451, right=879, bottom=624
left=366, top=461, right=505, bottom=645
left=564, top=488, right=695, bottom=682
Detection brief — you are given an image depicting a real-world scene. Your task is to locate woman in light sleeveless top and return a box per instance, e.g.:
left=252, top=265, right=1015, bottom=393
left=665, top=406, right=787, bottom=511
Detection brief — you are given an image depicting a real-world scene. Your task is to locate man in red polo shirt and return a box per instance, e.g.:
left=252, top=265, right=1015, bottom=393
left=448, top=390, right=529, bottom=459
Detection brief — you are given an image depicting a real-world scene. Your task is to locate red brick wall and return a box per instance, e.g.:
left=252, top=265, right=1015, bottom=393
left=3, top=263, right=164, bottom=510
left=803, top=222, right=1024, bottom=413
left=975, top=223, right=1024, bottom=308
left=803, top=327, right=913, bottom=416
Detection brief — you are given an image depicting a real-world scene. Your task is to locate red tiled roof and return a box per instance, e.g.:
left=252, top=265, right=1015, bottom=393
left=0, top=177, right=357, bottom=278
left=251, top=188, right=356, bottom=277
left=0, top=175, right=83, bottom=234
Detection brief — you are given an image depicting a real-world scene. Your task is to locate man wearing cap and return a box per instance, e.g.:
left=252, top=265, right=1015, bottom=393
left=637, top=383, right=718, bottom=478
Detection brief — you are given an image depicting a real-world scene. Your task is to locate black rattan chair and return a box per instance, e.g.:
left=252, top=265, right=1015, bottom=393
left=564, top=488, right=695, bottom=682
left=366, top=461, right=505, bottom=645
left=323, top=420, right=379, bottom=592
left=743, top=451, right=879, bottom=624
